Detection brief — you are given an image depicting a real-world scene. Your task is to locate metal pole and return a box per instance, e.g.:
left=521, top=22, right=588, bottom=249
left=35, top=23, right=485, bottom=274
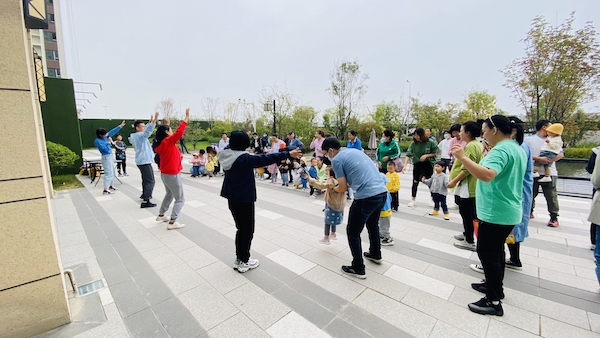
left=272, top=100, right=276, bottom=134
left=406, top=80, right=411, bottom=136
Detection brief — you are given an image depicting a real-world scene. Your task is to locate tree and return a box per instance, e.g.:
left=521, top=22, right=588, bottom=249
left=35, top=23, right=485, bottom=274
left=222, top=102, right=239, bottom=122
left=156, top=97, right=178, bottom=120
left=201, top=97, right=220, bottom=131
left=46, top=141, right=79, bottom=175
left=288, top=106, right=318, bottom=142
left=457, top=90, right=498, bottom=122
left=259, top=82, right=299, bottom=135
left=502, top=13, right=600, bottom=126
left=411, top=99, right=454, bottom=140
left=562, top=108, right=600, bottom=147
left=327, top=60, right=369, bottom=139
left=370, top=101, right=401, bottom=130
left=185, top=124, right=206, bottom=150
left=355, top=122, right=385, bottom=149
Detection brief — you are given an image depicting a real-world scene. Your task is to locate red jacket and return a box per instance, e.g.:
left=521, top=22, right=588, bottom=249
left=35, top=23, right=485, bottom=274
left=155, top=121, right=187, bottom=175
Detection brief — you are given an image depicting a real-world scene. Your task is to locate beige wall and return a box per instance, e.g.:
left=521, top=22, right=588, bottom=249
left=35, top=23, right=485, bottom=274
left=0, top=1, right=70, bottom=337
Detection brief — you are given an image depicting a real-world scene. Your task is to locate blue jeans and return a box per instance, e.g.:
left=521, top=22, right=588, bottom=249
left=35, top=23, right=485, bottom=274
left=301, top=177, right=308, bottom=189
left=595, top=225, right=600, bottom=286
left=347, top=192, right=387, bottom=271
left=101, top=154, right=114, bottom=191
left=191, top=166, right=200, bottom=177
left=281, top=173, right=289, bottom=185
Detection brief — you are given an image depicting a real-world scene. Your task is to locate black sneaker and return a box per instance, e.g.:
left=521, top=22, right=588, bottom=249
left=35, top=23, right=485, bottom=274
left=140, top=201, right=157, bottom=208
left=363, top=252, right=382, bottom=264
left=471, top=280, right=504, bottom=299
left=341, top=265, right=366, bottom=279
left=505, top=260, right=523, bottom=270
left=468, top=297, right=503, bottom=316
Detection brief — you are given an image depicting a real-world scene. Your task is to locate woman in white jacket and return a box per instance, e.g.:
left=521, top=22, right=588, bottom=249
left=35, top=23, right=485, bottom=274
left=587, top=154, right=600, bottom=292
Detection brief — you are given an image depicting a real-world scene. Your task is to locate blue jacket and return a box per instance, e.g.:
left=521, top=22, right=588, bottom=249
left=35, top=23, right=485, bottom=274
left=129, top=122, right=156, bottom=165
left=308, top=166, right=318, bottom=179
left=347, top=138, right=362, bottom=150
left=94, top=125, right=121, bottom=155
left=287, top=138, right=304, bottom=150
left=220, top=151, right=291, bottom=203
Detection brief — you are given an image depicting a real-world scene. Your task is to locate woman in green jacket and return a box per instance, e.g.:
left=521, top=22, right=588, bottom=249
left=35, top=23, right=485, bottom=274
left=402, top=128, right=438, bottom=207
left=447, top=121, right=483, bottom=251
left=376, top=129, right=401, bottom=174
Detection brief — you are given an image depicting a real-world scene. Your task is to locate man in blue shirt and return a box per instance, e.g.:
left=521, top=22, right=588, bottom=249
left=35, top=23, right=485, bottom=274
left=323, top=138, right=387, bottom=279
left=94, top=120, right=125, bottom=194
left=129, top=112, right=159, bottom=208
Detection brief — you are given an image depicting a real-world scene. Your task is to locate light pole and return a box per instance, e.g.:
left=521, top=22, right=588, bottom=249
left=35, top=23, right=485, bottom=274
left=406, top=80, right=411, bottom=136
left=264, top=100, right=276, bottom=134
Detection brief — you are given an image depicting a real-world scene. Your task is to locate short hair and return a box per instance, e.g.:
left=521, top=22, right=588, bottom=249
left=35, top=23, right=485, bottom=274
left=322, top=137, right=342, bottom=151
left=435, top=160, right=447, bottom=169
left=348, top=130, right=358, bottom=136
left=222, top=132, right=227, bottom=136
left=450, top=124, right=461, bottom=133
left=96, top=128, right=107, bottom=138
left=316, top=130, right=325, bottom=137
left=272, top=133, right=278, bottom=137
left=387, top=161, right=396, bottom=167
left=133, top=120, right=144, bottom=128
left=462, top=121, right=482, bottom=139
left=535, top=119, right=551, bottom=131
left=115, top=133, right=122, bottom=138
left=199, top=149, right=206, bottom=154
left=383, top=129, right=395, bottom=139
left=413, top=128, right=426, bottom=143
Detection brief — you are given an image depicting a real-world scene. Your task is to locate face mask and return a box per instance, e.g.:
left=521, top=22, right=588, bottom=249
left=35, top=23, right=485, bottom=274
left=254, top=136, right=258, bottom=139
left=476, top=137, right=482, bottom=142
left=444, top=134, right=450, bottom=139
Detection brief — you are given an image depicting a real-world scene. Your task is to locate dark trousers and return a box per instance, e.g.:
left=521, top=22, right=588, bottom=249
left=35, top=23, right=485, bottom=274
left=137, top=164, right=155, bottom=201
left=412, top=161, right=433, bottom=197
left=390, top=191, right=399, bottom=210
left=432, top=193, right=448, bottom=213
left=117, top=158, right=127, bottom=174
left=347, top=192, right=387, bottom=271
left=455, top=196, right=476, bottom=244
left=180, top=142, right=189, bottom=154
left=507, top=242, right=521, bottom=265
left=228, top=201, right=255, bottom=263
left=477, top=221, right=514, bottom=301
left=592, top=223, right=598, bottom=245
left=532, top=176, right=559, bottom=219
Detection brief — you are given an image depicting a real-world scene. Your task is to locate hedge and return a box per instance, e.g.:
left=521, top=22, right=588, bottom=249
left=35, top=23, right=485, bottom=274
left=564, top=148, right=593, bottom=159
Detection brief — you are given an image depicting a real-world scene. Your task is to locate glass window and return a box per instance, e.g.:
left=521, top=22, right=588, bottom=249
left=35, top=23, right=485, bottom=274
left=45, top=50, right=59, bottom=60
left=48, top=68, right=61, bottom=77
left=49, top=13, right=55, bottom=23
left=43, top=31, right=53, bottom=41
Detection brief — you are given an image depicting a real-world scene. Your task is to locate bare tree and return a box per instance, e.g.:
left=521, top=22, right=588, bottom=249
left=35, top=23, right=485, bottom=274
left=222, top=101, right=240, bottom=122
left=155, top=97, right=178, bottom=120
left=259, top=82, right=299, bottom=134
left=327, top=59, right=369, bottom=138
left=201, top=97, right=220, bottom=130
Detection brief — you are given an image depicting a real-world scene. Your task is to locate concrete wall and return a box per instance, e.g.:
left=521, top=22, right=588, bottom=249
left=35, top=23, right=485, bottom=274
left=0, top=1, right=71, bottom=337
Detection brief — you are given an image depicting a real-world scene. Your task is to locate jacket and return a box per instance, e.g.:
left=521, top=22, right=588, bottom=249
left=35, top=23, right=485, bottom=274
left=155, top=121, right=187, bottom=174
left=129, top=122, right=156, bottom=165
left=588, top=154, right=600, bottom=225
left=376, top=140, right=400, bottom=168
left=423, top=173, right=449, bottom=195
left=94, top=125, right=122, bottom=155
left=309, top=177, right=346, bottom=211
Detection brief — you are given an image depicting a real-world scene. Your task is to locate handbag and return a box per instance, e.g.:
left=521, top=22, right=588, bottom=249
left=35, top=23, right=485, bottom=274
left=392, top=158, right=404, bottom=172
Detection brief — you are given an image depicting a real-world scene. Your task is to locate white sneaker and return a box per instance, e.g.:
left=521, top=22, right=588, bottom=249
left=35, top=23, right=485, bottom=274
left=235, top=258, right=259, bottom=273
left=407, top=200, right=416, bottom=207
left=318, top=237, right=330, bottom=245
left=454, top=240, right=476, bottom=251
left=532, top=172, right=540, bottom=178
left=470, top=263, right=484, bottom=274
left=156, top=215, right=170, bottom=222
left=310, top=195, right=316, bottom=199
left=167, top=221, right=185, bottom=230
left=538, top=176, right=552, bottom=183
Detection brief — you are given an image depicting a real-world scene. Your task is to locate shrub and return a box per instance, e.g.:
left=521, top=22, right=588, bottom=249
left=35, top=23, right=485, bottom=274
left=563, top=148, right=593, bottom=159
left=46, top=141, right=79, bottom=175
left=399, top=141, right=411, bottom=152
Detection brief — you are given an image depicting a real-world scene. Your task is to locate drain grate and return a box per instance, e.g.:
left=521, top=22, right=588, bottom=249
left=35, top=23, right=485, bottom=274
left=77, top=279, right=105, bottom=296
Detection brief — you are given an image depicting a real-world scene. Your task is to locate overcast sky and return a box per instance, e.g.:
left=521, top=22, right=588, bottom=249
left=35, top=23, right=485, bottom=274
left=60, top=0, right=600, bottom=121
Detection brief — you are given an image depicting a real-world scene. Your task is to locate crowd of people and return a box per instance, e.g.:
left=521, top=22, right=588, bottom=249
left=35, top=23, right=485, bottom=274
left=92, top=113, right=600, bottom=317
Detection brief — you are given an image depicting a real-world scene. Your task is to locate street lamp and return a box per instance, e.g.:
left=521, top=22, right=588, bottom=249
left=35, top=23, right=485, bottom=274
left=264, top=100, right=276, bottom=134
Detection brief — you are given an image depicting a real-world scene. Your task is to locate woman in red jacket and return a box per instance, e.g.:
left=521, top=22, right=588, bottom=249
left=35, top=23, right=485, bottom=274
left=154, top=108, right=190, bottom=230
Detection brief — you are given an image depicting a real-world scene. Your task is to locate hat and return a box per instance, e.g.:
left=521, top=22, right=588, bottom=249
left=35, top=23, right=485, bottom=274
left=546, top=123, right=563, bottom=135
left=229, top=130, right=250, bottom=150
left=192, top=153, right=199, bottom=157
left=300, top=157, right=307, bottom=163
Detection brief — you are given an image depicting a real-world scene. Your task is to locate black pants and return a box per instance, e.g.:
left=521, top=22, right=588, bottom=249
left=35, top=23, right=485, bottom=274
left=117, top=157, right=127, bottom=174
left=347, top=192, right=386, bottom=271
left=390, top=192, right=399, bottom=210
left=137, top=164, right=155, bottom=201
left=592, top=223, right=598, bottom=245
left=455, top=196, right=476, bottom=243
left=228, top=201, right=255, bottom=263
left=477, top=221, right=514, bottom=301
left=412, top=161, right=433, bottom=197
left=507, top=242, right=521, bottom=265
left=432, top=193, right=448, bottom=213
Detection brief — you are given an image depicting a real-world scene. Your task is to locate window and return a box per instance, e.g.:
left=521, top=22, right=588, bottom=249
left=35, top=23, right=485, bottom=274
left=45, top=50, right=59, bottom=61
left=43, top=31, right=56, bottom=41
left=49, top=13, right=55, bottom=23
left=48, top=68, right=61, bottom=77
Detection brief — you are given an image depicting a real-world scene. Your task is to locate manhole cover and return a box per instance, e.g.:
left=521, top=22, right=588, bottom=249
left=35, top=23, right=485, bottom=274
left=77, top=279, right=105, bottom=296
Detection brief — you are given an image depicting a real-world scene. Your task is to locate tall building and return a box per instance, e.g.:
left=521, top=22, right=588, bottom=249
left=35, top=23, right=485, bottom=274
left=30, top=0, right=68, bottom=78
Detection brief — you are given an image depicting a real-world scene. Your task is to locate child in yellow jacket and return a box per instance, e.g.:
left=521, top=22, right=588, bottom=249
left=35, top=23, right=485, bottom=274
left=386, top=161, right=400, bottom=212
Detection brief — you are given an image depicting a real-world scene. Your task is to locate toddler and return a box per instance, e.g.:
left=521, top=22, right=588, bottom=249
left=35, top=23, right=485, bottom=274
left=379, top=173, right=394, bottom=246
left=310, top=167, right=346, bottom=244
left=299, top=157, right=309, bottom=190
left=205, top=147, right=217, bottom=179
left=422, top=161, right=450, bottom=220
left=534, top=123, right=563, bottom=183
left=279, top=153, right=290, bottom=187
left=308, top=158, right=318, bottom=197
left=112, top=133, right=128, bottom=177
left=190, top=150, right=206, bottom=177
left=385, top=161, right=400, bottom=212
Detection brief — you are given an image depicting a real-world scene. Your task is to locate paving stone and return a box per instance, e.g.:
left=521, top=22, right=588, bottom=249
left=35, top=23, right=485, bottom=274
left=266, top=311, right=331, bottom=338
left=196, top=261, right=248, bottom=294
left=122, top=308, right=169, bottom=338
left=151, top=297, right=206, bottom=338
left=178, top=283, right=239, bottom=331
left=224, top=282, right=290, bottom=329
left=155, top=262, right=206, bottom=295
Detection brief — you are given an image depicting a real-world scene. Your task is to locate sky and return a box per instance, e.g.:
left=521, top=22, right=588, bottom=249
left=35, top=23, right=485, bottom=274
left=59, top=0, right=600, bottom=121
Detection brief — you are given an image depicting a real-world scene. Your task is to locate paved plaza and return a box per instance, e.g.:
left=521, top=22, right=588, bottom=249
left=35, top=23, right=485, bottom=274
left=39, top=149, right=600, bottom=338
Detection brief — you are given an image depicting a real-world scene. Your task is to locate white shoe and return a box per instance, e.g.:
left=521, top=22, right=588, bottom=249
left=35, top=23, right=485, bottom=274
left=235, top=258, right=259, bottom=273
left=454, top=240, right=477, bottom=251
left=538, top=176, right=552, bottom=183
left=167, top=221, right=185, bottom=230
left=156, top=215, right=170, bottom=222
left=470, top=263, right=484, bottom=274
left=318, top=237, right=330, bottom=245
left=532, top=172, right=540, bottom=178
left=407, top=200, right=416, bottom=207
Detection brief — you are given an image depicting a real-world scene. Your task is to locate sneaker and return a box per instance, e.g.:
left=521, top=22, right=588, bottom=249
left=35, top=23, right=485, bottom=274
left=140, top=201, right=156, bottom=208
left=381, top=237, right=394, bottom=246
left=538, top=176, right=552, bottom=183
left=318, top=237, right=330, bottom=245
left=309, top=194, right=316, bottom=199
left=592, top=244, right=596, bottom=251
left=167, top=221, right=185, bottom=230
left=530, top=213, right=535, bottom=219
left=532, top=172, right=540, bottom=178
left=156, top=215, right=170, bottom=222
left=118, top=173, right=123, bottom=177
left=407, top=200, right=416, bottom=207
left=109, top=186, right=117, bottom=191
left=363, top=252, right=383, bottom=264
left=505, top=260, right=523, bottom=270
left=342, top=265, right=366, bottom=279
left=330, top=233, right=337, bottom=240
left=124, top=173, right=129, bottom=176
left=429, top=210, right=439, bottom=216
left=102, top=190, right=113, bottom=195
left=392, top=208, right=398, bottom=212
left=547, top=219, right=559, bottom=227
left=444, top=214, right=450, bottom=220
left=454, top=240, right=476, bottom=251
left=468, top=297, right=503, bottom=316
left=454, top=234, right=465, bottom=241
left=470, top=264, right=484, bottom=274
left=235, top=258, right=260, bottom=273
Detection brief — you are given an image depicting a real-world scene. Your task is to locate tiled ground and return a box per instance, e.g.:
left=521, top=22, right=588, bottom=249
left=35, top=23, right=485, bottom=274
left=39, top=149, right=600, bottom=338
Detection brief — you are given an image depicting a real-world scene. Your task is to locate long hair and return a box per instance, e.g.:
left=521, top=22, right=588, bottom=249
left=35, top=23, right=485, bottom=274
left=413, top=128, right=426, bottom=143
left=154, top=125, right=171, bottom=149
left=484, top=115, right=524, bottom=145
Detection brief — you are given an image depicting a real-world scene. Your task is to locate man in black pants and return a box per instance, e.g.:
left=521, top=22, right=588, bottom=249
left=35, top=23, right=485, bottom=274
left=129, top=112, right=159, bottom=208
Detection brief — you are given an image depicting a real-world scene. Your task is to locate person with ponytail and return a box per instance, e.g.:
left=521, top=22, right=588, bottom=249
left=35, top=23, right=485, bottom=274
left=451, top=114, right=527, bottom=317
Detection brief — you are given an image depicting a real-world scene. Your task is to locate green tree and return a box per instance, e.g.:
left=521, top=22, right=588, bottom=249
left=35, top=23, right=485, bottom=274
left=411, top=99, right=453, bottom=140
left=502, top=13, right=600, bottom=126
left=46, top=141, right=79, bottom=175
left=562, top=108, right=600, bottom=147
left=355, top=122, right=384, bottom=150
left=185, top=124, right=206, bottom=150
left=327, top=60, right=369, bottom=139
left=259, top=82, right=298, bottom=135
left=287, top=106, right=317, bottom=142
left=457, top=90, right=497, bottom=122
left=370, top=101, right=401, bottom=130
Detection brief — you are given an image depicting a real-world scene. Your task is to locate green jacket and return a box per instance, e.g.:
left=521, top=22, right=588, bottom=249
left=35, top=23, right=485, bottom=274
left=376, top=140, right=401, bottom=168
left=449, top=140, right=483, bottom=197
left=406, top=139, right=438, bottom=166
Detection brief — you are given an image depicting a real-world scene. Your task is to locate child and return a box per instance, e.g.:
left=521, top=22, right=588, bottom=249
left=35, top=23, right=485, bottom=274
left=422, top=161, right=450, bottom=220
left=278, top=152, right=290, bottom=187
left=206, top=147, right=218, bottom=178
left=220, top=130, right=302, bottom=272
left=190, top=151, right=205, bottom=178
left=299, top=157, right=309, bottom=190
left=309, top=167, right=346, bottom=244
left=94, top=120, right=125, bottom=194
left=534, top=123, right=563, bottom=183
left=308, top=157, right=318, bottom=197
left=386, top=161, right=400, bottom=212
left=379, top=173, right=394, bottom=246
left=112, top=133, right=128, bottom=177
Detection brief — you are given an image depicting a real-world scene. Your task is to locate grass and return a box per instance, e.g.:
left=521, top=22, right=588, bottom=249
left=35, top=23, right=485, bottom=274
left=52, top=174, right=84, bottom=191
left=184, top=141, right=211, bottom=152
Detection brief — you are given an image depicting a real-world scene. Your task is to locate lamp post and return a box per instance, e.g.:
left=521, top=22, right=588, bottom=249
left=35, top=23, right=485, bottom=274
left=406, top=80, right=411, bottom=136
left=264, top=100, right=276, bottom=134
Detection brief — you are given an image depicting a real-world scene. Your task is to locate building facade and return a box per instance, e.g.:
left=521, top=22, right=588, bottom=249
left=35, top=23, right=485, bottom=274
left=30, top=0, right=68, bottom=78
